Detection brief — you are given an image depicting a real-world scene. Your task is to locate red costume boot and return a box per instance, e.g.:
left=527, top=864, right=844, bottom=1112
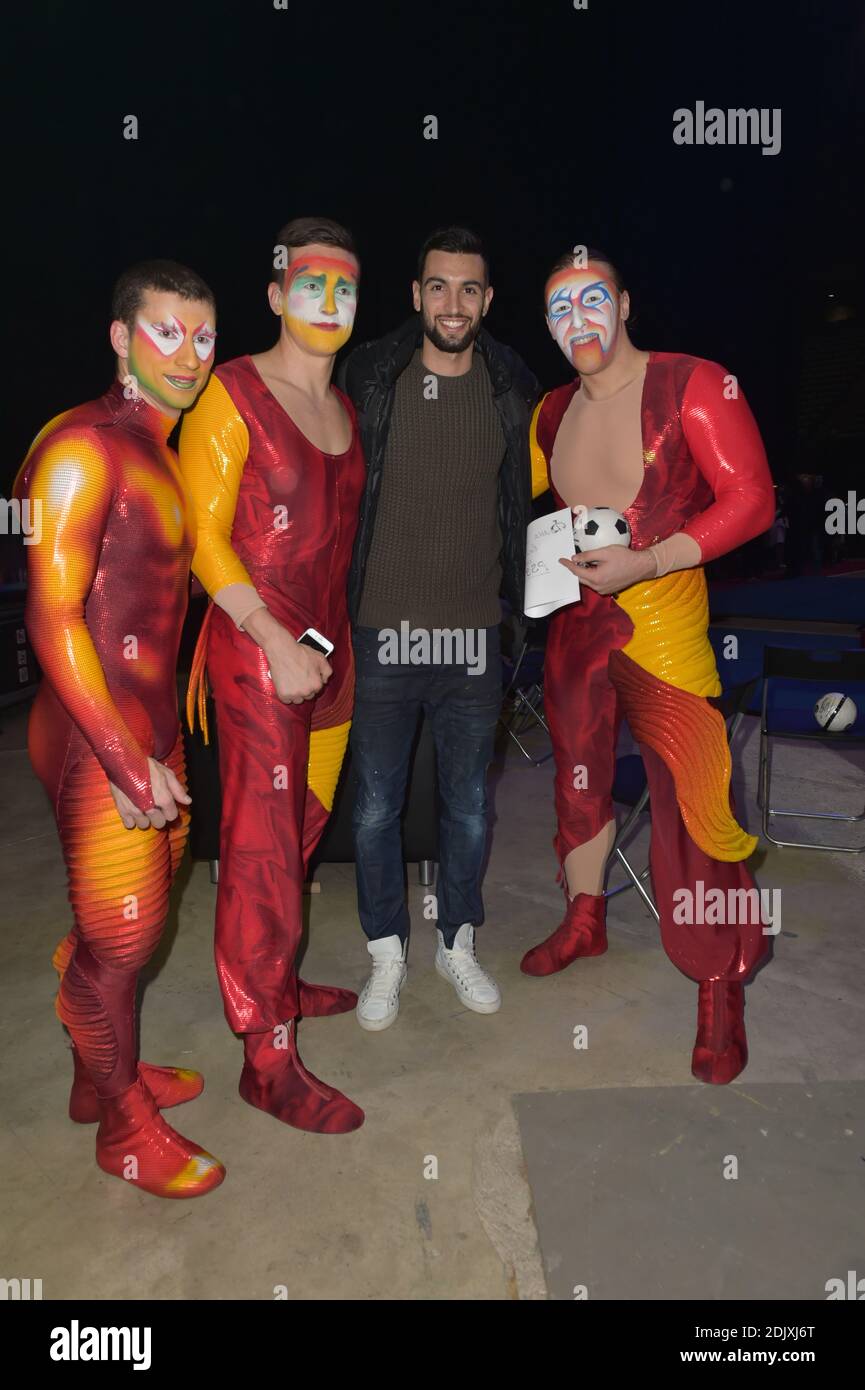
left=239, top=1021, right=364, bottom=1134
left=95, top=1076, right=225, bottom=1199
left=691, top=980, right=748, bottom=1085
left=520, top=891, right=608, bottom=976
left=298, top=979, right=358, bottom=1018
left=69, top=1046, right=204, bottom=1124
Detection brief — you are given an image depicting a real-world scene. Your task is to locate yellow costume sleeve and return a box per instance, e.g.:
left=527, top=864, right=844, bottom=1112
left=178, top=374, right=254, bottom=597
left=530, top=395, right=551, bottom=500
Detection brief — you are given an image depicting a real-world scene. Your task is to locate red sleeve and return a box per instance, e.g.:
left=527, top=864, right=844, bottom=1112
left=680, top=360, right=776, bottom=564
left=14, top=427, right=155, bottom=809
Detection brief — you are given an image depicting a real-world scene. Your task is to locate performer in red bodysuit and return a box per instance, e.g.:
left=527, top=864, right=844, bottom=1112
left=14, top=261, right=225, bottom=1196
left=521, top=249, right=776, bottom=1083
left=181, top=218, right=366, bottom=1133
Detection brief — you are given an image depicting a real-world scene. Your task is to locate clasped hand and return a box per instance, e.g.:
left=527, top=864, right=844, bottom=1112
left=110, top=757, right=191, bottom=831
left=559, top=544, right=656, bottom=596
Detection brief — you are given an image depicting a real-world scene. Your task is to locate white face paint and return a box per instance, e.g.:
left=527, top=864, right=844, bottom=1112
left=287, top=273, right=357, bottom=328
left=136, top=312, right=188, bottom=356
left=544, top=265, right=622, bottom=373
left=135, top=313, right=216, bottom=361
left=283, top=258, right=359, bottom=353
left=192, top=321, right=217, bottom=362
left=547, top=279, right=618, bottom=356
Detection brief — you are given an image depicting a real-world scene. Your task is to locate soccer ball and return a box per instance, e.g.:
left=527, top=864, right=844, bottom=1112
left=573, top=506, right=631, bottom=553
left=814, top=692, right=858, bottom=732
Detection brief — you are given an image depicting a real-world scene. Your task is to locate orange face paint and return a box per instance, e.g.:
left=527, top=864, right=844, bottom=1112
left=282, top=254, right=358, bottom=355
left=127, top=290, right=216, bottom=413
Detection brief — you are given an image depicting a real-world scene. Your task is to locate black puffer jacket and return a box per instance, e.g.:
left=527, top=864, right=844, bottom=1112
left=339, top=315, right=538, bottom=623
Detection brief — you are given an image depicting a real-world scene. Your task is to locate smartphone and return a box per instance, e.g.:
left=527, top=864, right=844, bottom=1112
left=297, top=627, right=334, bottom=657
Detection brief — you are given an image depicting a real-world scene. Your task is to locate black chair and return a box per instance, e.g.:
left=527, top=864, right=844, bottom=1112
left=604, top=753, right=659, bottom=921
left=179, top=688, right=222, bottom=882
left=604, top=678, right=759, bottom=918
left=180, top=685, right=441, bottom=885
left=498, top=615, right=553, bottom=766
left=757, top=646, right=865, bottom=852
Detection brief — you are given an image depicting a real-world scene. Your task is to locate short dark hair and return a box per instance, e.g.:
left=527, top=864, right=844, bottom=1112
left=417, top=226, right=489, bottom=284
left=271, top=216, right=358, bottom=288
left=545, top=246, right=625, bottom=296
left=111, top=259, right=215, bottom=332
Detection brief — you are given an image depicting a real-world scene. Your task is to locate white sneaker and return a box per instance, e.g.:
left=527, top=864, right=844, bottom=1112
left=357, top=935, right=407, bottom=1032
left=435, top=924, right=501, bottom=1014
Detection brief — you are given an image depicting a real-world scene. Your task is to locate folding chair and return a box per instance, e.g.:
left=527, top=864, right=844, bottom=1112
left=757, top=646, right=865, bottom=852
left=604, top=677, right=759, bottom=920
left=498, top=615, right=553, bottom=765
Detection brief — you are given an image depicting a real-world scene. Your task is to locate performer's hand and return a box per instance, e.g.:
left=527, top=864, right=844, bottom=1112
left=109, top=759, right=191, bottom=831
left=559, top=545, right=656, bottom=596
left=259, top=621, right=332, bottom=704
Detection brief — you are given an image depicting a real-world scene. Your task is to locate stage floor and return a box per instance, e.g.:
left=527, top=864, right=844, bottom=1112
left=1, top=702, right=863, bottom=1300
left=515, top=1081, right=864, bottom=1300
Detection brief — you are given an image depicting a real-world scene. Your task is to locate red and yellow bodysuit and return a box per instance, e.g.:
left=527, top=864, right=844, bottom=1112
left=179, top=356, right=366, bottom=1127
left=14, top=380, right=224, bottom=1196
left=523, top=351, right=776, bottom=1081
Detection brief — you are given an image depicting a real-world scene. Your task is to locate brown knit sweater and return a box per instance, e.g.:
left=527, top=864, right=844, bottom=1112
left=357, top=350, right=506, bottom=629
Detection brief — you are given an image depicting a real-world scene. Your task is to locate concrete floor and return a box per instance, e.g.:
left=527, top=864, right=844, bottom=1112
left=1, top=699, right=862, bottom=1301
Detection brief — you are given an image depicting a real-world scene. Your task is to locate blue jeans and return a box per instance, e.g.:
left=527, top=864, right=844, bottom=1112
left=350, top=625, right=502, bottom=949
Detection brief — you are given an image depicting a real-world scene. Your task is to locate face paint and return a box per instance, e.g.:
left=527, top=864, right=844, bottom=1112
left=545, top=264, right=621, bottom=373
left=126, top=293, right=216, bottom=413
left=191, top=321, right=217, bottom=362
left=282, top=255, right=358, bottom=355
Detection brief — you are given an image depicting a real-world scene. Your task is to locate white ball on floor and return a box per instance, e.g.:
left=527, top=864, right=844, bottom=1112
left=814, top=692, right=857, bottom=731
left=572, top=506, right=631, bottom=552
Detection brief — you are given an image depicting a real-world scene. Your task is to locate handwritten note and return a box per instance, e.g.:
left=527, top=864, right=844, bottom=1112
left=524, top=508, right=581, bottom=618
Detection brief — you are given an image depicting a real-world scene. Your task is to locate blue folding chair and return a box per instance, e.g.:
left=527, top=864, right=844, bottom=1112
left=498, top=617, right=553, bottom=766
left=757, top=646, right=865, bottom=852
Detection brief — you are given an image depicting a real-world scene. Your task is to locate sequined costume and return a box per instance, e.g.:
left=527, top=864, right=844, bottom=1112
left=521, top=353, right=776, bottom=1083
left=13, top=381, right=224, bottom=1196
left=180, top=357, right=366, bottom=1131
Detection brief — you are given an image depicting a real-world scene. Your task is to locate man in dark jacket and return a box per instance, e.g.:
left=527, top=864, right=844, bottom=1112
left=339, top=226, right=537, bottom=1031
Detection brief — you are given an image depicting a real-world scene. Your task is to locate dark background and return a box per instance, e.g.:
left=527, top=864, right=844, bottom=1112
left=6, top=0, right=864, bottom=484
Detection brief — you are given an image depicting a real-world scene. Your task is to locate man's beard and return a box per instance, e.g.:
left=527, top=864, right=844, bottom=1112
left=422, top=310, right=482, bottom=354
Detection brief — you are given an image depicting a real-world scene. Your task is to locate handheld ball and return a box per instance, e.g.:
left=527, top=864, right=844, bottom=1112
left=573, top=506, right=631, bottom=553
